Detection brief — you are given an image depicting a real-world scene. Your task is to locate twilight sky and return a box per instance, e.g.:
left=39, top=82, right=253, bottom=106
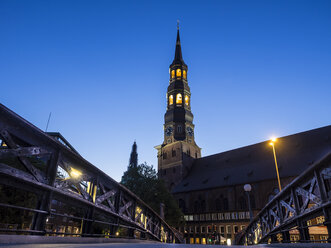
left=1, top=0, right=331, bottom=181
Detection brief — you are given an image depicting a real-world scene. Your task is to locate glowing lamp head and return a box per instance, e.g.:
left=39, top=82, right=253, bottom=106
left=226, top=238, right=232, bottom=246
left=244, top=184, right=252, bottom=192
left=269, top=137, right=277, bottom=146
left=115, top=231, right=120, bottom=236
left=70, top=168, right=82, bottom=179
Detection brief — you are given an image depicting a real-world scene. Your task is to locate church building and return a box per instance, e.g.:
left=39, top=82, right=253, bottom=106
left=156, top=28, right=331, bottom=245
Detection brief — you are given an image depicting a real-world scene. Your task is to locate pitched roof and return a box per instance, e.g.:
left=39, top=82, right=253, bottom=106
left=172, top=125, right=331, bottom=193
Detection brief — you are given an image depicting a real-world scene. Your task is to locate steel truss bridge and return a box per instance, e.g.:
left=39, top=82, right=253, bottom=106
left=238, top=149, right=331, bottom=245
left=0, top=104, right=183, bottom=243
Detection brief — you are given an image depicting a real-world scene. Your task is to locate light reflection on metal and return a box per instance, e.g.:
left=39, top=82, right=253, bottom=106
left=70, top=167, right=82, bottom=179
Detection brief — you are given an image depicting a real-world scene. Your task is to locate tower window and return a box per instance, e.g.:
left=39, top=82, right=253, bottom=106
left=176, top=93, right=182, bottom=104
left=171, top=70, right=175, bottom=79
left=176, top=68, right=181, bottom=78
left=163, top=152, right=167, bottom=159
left=185, top=95, right=189, bottom=105
left=172, top=149, right=176, bottom=157
left=169, top=95, right=173, bottom=105
left=183, top=70, right=187, bottom=79
left=177, top=125, right=182, bottom=133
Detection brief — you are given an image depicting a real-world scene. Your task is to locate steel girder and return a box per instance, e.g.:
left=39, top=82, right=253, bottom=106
left=0, top=103, right=183, bottom=243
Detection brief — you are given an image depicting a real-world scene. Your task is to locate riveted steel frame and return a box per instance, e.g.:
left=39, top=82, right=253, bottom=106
left=238, top=151, right=331, bottom=245
left=0, top=104, right=183, bottom=243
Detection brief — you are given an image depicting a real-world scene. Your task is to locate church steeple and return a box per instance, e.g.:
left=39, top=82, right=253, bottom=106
left=129, top=141, right=138, bottom=168
left=171, top=28, right=187, bottom=67
left=155, top=26, right=201, bottom=191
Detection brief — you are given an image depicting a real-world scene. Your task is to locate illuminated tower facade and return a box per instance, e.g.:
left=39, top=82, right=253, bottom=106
left=155, top=28, right=201, bottom=191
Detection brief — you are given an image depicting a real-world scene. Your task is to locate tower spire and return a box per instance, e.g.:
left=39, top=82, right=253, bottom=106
left=129, top=141, right=138, bottom=168
left=171, top=23, right=186, bottom=67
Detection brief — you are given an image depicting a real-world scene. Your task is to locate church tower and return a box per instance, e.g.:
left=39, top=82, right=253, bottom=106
left=155, top=27, right=201, bottom=191
left=129, top=141, right=138, bottom=168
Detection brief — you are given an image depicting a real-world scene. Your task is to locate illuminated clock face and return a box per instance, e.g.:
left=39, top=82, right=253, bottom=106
left=165, top=126, right=173, bottom=136
left=186, top=127, right=194, bottom=136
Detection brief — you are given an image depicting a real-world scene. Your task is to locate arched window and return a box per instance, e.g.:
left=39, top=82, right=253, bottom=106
left=183, top=70, right=187, bottom=79
left=201, top=200, right=206, bottom=212
left=250, top=194, right=256, bottom=209
left=176, top=68, right=181, bottom=78
left=215, top=198, right=221, bottom=211
left=169, top=95, right=173, bottom=105
left=179, top=199, right=186, bottom=212
left=177, top=125, right=182, bottom=133
left=194, top=201, right=199, bottom=212
left=185, top=95, right=189, bottom=105
left=176, top=93, right=182, bottom=104
left=239, top=196, right=247, bottom=210
left=223, top=197, right=229, bottom=210
left=172, top=149, right=176, bottom=157
left=171, top=70, right=175, bottom=79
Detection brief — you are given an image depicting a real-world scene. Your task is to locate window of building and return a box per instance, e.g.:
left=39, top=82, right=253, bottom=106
left=195, top=226, right=200, bottom=233
left=173, top=167, right=176, bottom=173
left=215, top=198, right=221, bottom=211
left=178, top=199, right=185, bottom=212
left=195, top=152, right=198, bottom=158
left=171, top=70, right=175, bottom=79
left=218, top=213, right=224, bottom=220
left=189, top=226, right=193, bottom=233
left=163, top=152, right=167, bottom=159
left=220, top=226, right=225, bottom=234
left=176, top=68, right=181, bottom=78
left=177, top=125, right=182, bottom=133
left=185, top=95, right=189, bottom=105
left=201, top=200, right=206, bottom=212
left=176, top=93, right=182, bottom=104
left=250, top=194, right=256, bottom=209
left=241, top=225, right=246, bottom=231
left=226, top=225, right=232, bottom=234
left=207, top=225, right=212, bottom=233
left=194, top=201, right=199, bottom=212
left=234, top=226, right=239, bottom=233
left=201, top=226, right=206, bottom=233
left=183, top=70, right=187, bottom=79
left=172, top=149, right=176, bottom=157
left=169, top=95, right=173, bottom=105
left=239, top=196, right=247, bottom=210
left=223, top=197, right=229, bottom=210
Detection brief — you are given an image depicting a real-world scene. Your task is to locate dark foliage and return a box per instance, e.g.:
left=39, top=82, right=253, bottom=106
left=121, top=162, right=184, bottom=227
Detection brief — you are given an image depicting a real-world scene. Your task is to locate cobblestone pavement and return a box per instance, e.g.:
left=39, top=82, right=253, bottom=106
left=1, top=243, right=331, bottom=248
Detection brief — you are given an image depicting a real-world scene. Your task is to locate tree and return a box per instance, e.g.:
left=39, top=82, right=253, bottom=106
left=121, top=162, right=184, bottom=227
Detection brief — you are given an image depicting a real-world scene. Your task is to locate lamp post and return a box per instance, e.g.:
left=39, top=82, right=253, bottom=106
left=269, top=138, right=282, bottom=192
left=244, top=184, right=253, bottom=221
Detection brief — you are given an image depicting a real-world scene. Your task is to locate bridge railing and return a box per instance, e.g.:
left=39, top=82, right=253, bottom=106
left=0, top=103, right=184, bottom=243
left=238, top=150, right=331, bottom=245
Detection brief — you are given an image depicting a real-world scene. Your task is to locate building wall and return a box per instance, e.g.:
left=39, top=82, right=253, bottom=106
left=174, top=176, right=295, bottom=244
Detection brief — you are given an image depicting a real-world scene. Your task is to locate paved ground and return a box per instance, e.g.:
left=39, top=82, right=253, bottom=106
left=1, top=243, right=331, bottom=248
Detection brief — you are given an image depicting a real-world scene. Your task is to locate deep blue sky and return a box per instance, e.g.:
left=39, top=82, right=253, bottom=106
left=1, top=0, right=331, bottom=181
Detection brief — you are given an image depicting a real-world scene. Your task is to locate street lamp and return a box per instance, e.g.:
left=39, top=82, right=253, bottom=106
left=269, top=137, right=282, bottom=191
left=244, top=184, right=253, bottom=221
